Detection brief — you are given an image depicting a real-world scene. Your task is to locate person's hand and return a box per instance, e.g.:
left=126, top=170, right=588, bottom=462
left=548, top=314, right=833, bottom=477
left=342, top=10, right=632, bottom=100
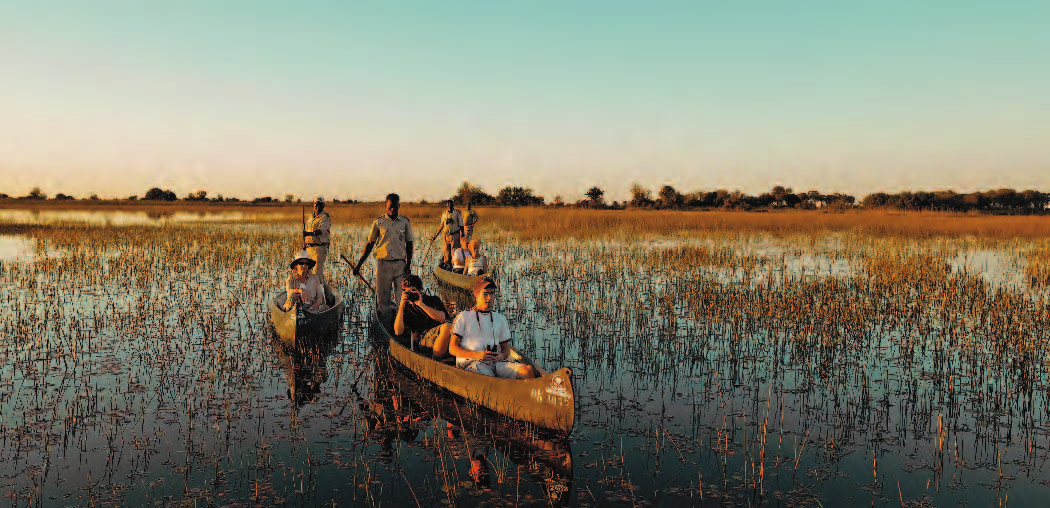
left=482, top=350, right=499, bottom=363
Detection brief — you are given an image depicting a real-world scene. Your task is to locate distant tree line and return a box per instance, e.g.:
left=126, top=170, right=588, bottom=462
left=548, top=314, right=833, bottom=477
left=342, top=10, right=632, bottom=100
left=2, top=184, right=1048, bottom=214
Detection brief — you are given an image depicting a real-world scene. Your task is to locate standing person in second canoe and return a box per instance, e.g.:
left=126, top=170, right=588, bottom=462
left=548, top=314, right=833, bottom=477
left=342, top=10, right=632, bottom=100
left=463, top=201, right=479, bottom=241
left=430, top=199, right=463, bottom=270
left=303, top=197, right=332, bottom=281
left=353, top=193, right=414, bottom=322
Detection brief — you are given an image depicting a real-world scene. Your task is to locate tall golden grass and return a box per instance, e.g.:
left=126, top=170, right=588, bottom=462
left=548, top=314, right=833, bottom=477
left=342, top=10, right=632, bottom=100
left=5, top=202, right=1050, bottom=239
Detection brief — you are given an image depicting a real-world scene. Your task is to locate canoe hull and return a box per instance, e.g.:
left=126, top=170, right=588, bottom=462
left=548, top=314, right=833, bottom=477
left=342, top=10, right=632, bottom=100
left=433, top=264, right=483, bottom=291
left=388, top=337, right=575, bottom=434
left=267, top=287, right=344, bottom=349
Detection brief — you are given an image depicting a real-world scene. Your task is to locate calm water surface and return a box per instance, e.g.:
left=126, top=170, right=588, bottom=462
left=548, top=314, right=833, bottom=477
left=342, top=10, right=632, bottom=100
left=1, top=211, right=1049, bottom=506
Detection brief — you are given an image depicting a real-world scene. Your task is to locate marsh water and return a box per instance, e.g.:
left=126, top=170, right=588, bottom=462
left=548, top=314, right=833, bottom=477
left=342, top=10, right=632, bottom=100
left=2, top=210, right=1050, bottom=506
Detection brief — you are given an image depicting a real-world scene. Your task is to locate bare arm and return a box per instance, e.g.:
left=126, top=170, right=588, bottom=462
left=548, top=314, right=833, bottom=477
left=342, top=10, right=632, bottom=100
left=448, top=334, right=487, bottom=361
left=354, top=241, right=375, bottom=274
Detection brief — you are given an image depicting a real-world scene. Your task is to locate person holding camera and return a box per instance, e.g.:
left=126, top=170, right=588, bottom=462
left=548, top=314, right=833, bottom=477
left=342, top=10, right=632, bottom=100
left=448, top=277, right=534, bottom=379
left=394, top=274, right=453, bottom=358
left=430, top=199, right=463, bottom=270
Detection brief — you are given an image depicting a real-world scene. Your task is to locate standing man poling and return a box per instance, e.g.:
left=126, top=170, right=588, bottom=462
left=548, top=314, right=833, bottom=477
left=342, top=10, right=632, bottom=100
left=353, top=193, right=414, bottom=322
left=463, top=200, right=479, bottom=241
left=303, top=197, right=332, bottom=281
left=430, top=199, right=463, bottom=270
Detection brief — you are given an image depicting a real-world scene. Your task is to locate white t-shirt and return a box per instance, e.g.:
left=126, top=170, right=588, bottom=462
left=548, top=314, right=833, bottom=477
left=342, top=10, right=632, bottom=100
left=452, top=309, right=511, bottom=367
left=452, top=248, right=469, bottom=269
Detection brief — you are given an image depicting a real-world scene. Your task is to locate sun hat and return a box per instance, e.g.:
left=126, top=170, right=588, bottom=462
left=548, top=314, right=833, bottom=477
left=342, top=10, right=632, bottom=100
left=289, top=250, right=316, bottom=269
left=472, top=276, right=497, bottom=294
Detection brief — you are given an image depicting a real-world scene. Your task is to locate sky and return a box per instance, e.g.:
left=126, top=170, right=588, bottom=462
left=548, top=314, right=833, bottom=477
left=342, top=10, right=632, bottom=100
left=1, top=1, right=1048, bottom=202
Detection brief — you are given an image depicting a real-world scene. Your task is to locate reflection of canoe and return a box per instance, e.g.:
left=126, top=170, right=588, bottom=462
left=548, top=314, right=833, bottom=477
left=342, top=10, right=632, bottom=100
left=268, top=329, right=339, bottom=407
left=432, top=264, right=484, bottom=291
left=267, top=287, right=344, bottom=349
left=385, top=363, right=574, bottom=480
left=387, top=329, right=576, bottom=434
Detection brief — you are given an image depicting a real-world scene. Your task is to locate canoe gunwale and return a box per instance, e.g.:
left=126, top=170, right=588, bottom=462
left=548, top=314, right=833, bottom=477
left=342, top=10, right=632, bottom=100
left=388, top=336, right=575, bottom=434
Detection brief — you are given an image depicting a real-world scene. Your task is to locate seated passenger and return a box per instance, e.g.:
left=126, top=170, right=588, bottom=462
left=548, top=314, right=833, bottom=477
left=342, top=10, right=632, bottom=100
left=465, top=239, right=488, bottom=276
left=448, top=277, right=534, bottom=379
left=285, top=251, right=328, bottom=312
left=451, top=237, right=469, bottom=274
left=394, top=274, right=454, bottom=359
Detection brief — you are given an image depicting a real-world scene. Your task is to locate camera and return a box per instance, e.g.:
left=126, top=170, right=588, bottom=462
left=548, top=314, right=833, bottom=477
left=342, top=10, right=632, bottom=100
left=406, top=290, right=420, bottom=302
left=485, top=344, right=498, bottom=353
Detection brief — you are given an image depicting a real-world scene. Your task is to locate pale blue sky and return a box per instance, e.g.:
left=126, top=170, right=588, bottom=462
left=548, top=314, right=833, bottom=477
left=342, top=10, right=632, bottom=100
left=1, top=1, right=1048, bottom=201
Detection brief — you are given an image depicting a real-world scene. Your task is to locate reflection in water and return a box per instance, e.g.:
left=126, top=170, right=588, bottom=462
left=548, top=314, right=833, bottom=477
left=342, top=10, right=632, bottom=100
left=0, top=209, right=264, bottom=225
left=270, top=329, right=340, bottom=407
left=365, top=354, right=573, bottom=506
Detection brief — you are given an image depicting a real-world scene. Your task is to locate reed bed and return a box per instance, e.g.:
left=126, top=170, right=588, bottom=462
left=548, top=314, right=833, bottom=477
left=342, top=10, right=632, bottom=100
left=2, top=208, right=1049, bottom=506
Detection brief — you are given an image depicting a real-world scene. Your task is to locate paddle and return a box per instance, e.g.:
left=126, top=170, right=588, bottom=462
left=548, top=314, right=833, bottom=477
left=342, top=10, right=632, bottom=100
left=341, top=253, right=375, bottom=294
left=301, top=205, right=307, bottom=250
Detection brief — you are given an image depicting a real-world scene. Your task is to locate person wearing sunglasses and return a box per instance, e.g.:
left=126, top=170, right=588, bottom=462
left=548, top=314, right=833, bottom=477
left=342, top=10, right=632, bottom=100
left=285, top=250, right=328, bottom=312
left=448, top=277, right=533, bottom=379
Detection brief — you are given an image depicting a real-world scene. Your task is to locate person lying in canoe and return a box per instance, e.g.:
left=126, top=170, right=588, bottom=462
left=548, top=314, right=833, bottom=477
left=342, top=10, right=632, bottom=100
left=285, top=251, right=328, bottom=312
left=450, top=237, right=469, bottom=274
left=448, top=277, right=534, bottom=379
left=464, top=239, right=489, bottom=276
left=394, top=274, right=454, bottom=358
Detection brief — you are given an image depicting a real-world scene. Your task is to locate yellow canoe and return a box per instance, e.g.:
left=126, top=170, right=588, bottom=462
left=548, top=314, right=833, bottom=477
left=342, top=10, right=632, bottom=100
left=433, top=263, right=485, bottom=291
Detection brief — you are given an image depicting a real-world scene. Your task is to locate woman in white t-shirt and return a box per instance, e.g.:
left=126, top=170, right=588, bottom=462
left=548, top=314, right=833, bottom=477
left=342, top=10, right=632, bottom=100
left=448, top=277, right=534, bottom=379
left=450, top=237, right=469, bottom=274
left=464, top=239, right=488, bottom=276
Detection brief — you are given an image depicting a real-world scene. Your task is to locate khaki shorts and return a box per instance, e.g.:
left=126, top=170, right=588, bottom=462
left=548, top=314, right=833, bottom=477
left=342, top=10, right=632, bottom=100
left=417, top=325, right=442, bottom=348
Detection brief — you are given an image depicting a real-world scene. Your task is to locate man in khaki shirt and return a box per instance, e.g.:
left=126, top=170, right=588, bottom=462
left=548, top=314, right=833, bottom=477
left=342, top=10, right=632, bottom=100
left=430, top=199, right=463, bottom=270
left=353, top=193, right=414, bottom=322
left=303, top=197, right=332, bottom=281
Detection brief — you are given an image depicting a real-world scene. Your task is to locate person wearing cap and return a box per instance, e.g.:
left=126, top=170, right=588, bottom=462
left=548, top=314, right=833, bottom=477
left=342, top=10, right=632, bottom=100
left=464, top=239, right=488, bottom=276
left=430, top=199, right=463, bottom=270
left=463, top=201, right=479, bottom=241
left=303, top=198, right=332, bottom=281
left=448, top=277, right=534, bottom=379
left=285, top=251, right=328, bottom=312
left=353, top=193, right=414, bottom=322
left=394, top=274, right=454, bottom=358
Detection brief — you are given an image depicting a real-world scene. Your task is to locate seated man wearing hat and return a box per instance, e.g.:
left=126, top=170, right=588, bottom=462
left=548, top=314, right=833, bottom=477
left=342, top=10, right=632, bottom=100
left=285, top=251, right=328, bottom=312
left=394, top=274, right=454, bottom=359
left=448, top=277, right=534, bottom=379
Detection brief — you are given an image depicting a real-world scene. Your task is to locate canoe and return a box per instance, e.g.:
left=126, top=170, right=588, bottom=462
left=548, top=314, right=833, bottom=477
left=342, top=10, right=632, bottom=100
left=433, top=263, right=485, bottom=291
left=386, top=327, right=576, bottom=434
left=267, top=286, right=344, bottom=349
left=372, top=360, right=573, bottom=502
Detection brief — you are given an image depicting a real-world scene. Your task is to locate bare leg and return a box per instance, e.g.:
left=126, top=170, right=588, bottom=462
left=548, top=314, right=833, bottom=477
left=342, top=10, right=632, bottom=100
left=431, top=323, right=452, bottom=358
